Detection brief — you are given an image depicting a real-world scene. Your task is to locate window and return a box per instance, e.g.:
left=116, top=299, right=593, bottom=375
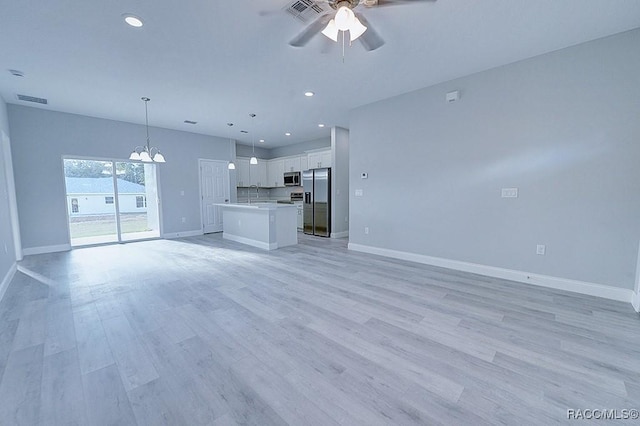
left=136, top=196, right=146, bottom=208
left=71, top=198, right=79, bottom=213
left=105, top=196, right=114, bottom=204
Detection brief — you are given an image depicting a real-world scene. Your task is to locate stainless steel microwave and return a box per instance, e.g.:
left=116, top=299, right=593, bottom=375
left=284, top=171, right=300, bottom=186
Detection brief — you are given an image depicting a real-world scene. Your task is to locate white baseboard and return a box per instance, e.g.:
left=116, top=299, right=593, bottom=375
left=348, top=243, right=634, bottom=304
left=0, top=263, right=17, bottom=303
left=632, top=291, right=640, bottom=313
left=22, top=244, right=71, bottom=256
left=330, top=231, right=349, bottom=239
left=162, top=230, right=203, bottom=239
left=223, top=233, right=277, bottom=250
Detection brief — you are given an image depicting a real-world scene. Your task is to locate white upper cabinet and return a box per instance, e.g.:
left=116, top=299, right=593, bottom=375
left=236, top=150, right=330, bottom=188
left=307, top=149, right=332, bottom=169
left=283, top=156, right=301, bottom=173
left=249, top=160, right=267, bottom=187
left=236, top=158, right=250, bottom=187
left=267, top=159, right=285, bottom=187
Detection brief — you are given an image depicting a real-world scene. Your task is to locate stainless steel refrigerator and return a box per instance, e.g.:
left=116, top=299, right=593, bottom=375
left=303, top=168, right=331, bottom=237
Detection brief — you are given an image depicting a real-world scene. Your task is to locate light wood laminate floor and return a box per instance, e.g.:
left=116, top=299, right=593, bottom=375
left=1, top=233, right=639, bottom=425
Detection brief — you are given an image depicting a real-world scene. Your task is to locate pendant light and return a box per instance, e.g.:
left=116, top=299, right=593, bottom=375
left=227, top=122, right=236, bottom=170
left=249, top=113, right=258, bottom=165
left=129, top=97, right=166, bottom=163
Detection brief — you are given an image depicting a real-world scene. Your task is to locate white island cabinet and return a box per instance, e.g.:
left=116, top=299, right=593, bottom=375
left=218, top=203, right=297, bottom=250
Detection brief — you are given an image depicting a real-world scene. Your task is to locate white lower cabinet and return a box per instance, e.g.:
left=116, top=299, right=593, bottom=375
left=296, top=203, right=303, bottom=229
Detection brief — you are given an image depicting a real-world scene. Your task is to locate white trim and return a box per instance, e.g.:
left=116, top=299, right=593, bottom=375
left=330, top=231, right=349, bottom=238
left=632, top=291, right=639, bottom=313
left=23, top=244, right=71, bottom=256
left=2, top=131, right=22, bottom=261
left=0, top=263, right=17, bottom=303
left=223, top=233, right=277, bottom=250
left=348, top=243, right=634, bottom=304
left=162, top=230, right=203, bottom=239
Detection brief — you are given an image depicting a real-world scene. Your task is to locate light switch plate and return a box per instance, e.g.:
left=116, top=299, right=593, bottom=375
left=502, top=188, right=518, bottom=198
left=536, top=244, right=546, bottom=255
left=355, top=189, right=363, bottom=197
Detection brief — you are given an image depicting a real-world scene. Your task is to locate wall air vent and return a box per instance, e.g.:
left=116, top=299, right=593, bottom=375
left=285, top=0, right=327, bottom=22
left=17, top=94, right=48, bottom=104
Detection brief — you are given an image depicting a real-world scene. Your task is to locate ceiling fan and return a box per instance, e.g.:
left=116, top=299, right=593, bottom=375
left=289, top=0, right=436, bottom=51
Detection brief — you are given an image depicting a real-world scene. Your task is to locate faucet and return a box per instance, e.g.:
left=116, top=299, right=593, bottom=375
left=248, top=185, right=259, bottom=204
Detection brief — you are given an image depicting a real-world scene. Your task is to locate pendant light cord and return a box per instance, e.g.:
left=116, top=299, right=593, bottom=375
left=143, top=97, right=151, bottom=151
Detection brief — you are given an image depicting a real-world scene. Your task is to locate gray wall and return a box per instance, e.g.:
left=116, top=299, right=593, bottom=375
left=236, top=144, right=271, bottom=159
left=331, top=127, right=349, bottom=236
left=0, top=97, right=17, bottom=281
left=269, top=137, right=330, bottom=159
left=349, top=29, right=640, bottom=290
left=8, top=105, right=233, bottom=250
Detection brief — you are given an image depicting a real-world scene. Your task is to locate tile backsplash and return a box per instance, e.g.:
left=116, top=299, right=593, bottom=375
left=236, top=186, right=302, bottom=203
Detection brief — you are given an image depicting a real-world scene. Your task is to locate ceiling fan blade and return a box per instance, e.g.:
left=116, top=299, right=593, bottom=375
left=370, top=0, right=437, bottom=7
left=289, top=14, right=333, bottom=47
left=355, top=13, right=385, bottom=51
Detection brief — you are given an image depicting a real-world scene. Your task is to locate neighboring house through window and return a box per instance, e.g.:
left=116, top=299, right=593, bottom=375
left=105, top=196, right=114, bottom=204
left=136, top=196, right=146, bottom=208
left=71, top=198, right=79, bottom=213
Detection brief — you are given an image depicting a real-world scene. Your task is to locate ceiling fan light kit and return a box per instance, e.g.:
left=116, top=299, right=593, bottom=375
left=321, top=4, right=367, bottom=42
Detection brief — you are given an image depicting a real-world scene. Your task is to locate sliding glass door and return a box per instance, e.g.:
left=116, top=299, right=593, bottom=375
left=116, top=161, right=160, bottom=242
left=63, top=158, right=160, bottom=247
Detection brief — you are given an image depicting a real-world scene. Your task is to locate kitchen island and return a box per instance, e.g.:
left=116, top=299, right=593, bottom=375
left=217, top=203, right=298, bottom=250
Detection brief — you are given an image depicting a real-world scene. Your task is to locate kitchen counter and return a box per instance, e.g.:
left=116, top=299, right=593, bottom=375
left=216, top=203, right=297, bottom=250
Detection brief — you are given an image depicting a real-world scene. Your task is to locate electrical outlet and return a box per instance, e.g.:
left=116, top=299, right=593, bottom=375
left=536, top=244, right=546, bottom=255
left=502, top=188, right=518, bottom=198
left=364, top=227, right=369, bottom=235
left=355, top=189, right=363, bottom=197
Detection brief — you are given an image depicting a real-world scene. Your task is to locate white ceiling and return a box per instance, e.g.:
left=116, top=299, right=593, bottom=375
left=1, top=0, right=639, bottom=147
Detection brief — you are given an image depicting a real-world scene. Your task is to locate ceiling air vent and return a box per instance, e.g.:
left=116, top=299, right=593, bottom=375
left=285, top=0, right=327, bottom=22
left=184, top=120, right=197, bottom=125
left=17, top=94, right=48, bottom=104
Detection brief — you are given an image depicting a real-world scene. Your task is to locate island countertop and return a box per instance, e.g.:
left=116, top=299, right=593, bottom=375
left=215, top=202, right=297, bottom=210
left=216, top=203, right=298, bottom=250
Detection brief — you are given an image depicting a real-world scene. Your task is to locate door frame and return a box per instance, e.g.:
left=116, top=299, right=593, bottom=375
left=61, top=155, right=164, bottom=247
left=199, top=159, right=231, bottom=234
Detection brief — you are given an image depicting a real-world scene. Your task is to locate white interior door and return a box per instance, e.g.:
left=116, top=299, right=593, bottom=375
left=200, top=159, right=229, bottom=233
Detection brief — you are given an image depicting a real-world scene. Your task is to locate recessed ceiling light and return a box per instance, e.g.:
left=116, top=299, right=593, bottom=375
left=259, top=139, right=265, bottom=143
left=285, top=132, right=291, bottom=136
left=123, top=14, right=144, bottom=28
left=318, top=124, right=325, bottom=128
left=304, top=91, right=315, bottom=97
